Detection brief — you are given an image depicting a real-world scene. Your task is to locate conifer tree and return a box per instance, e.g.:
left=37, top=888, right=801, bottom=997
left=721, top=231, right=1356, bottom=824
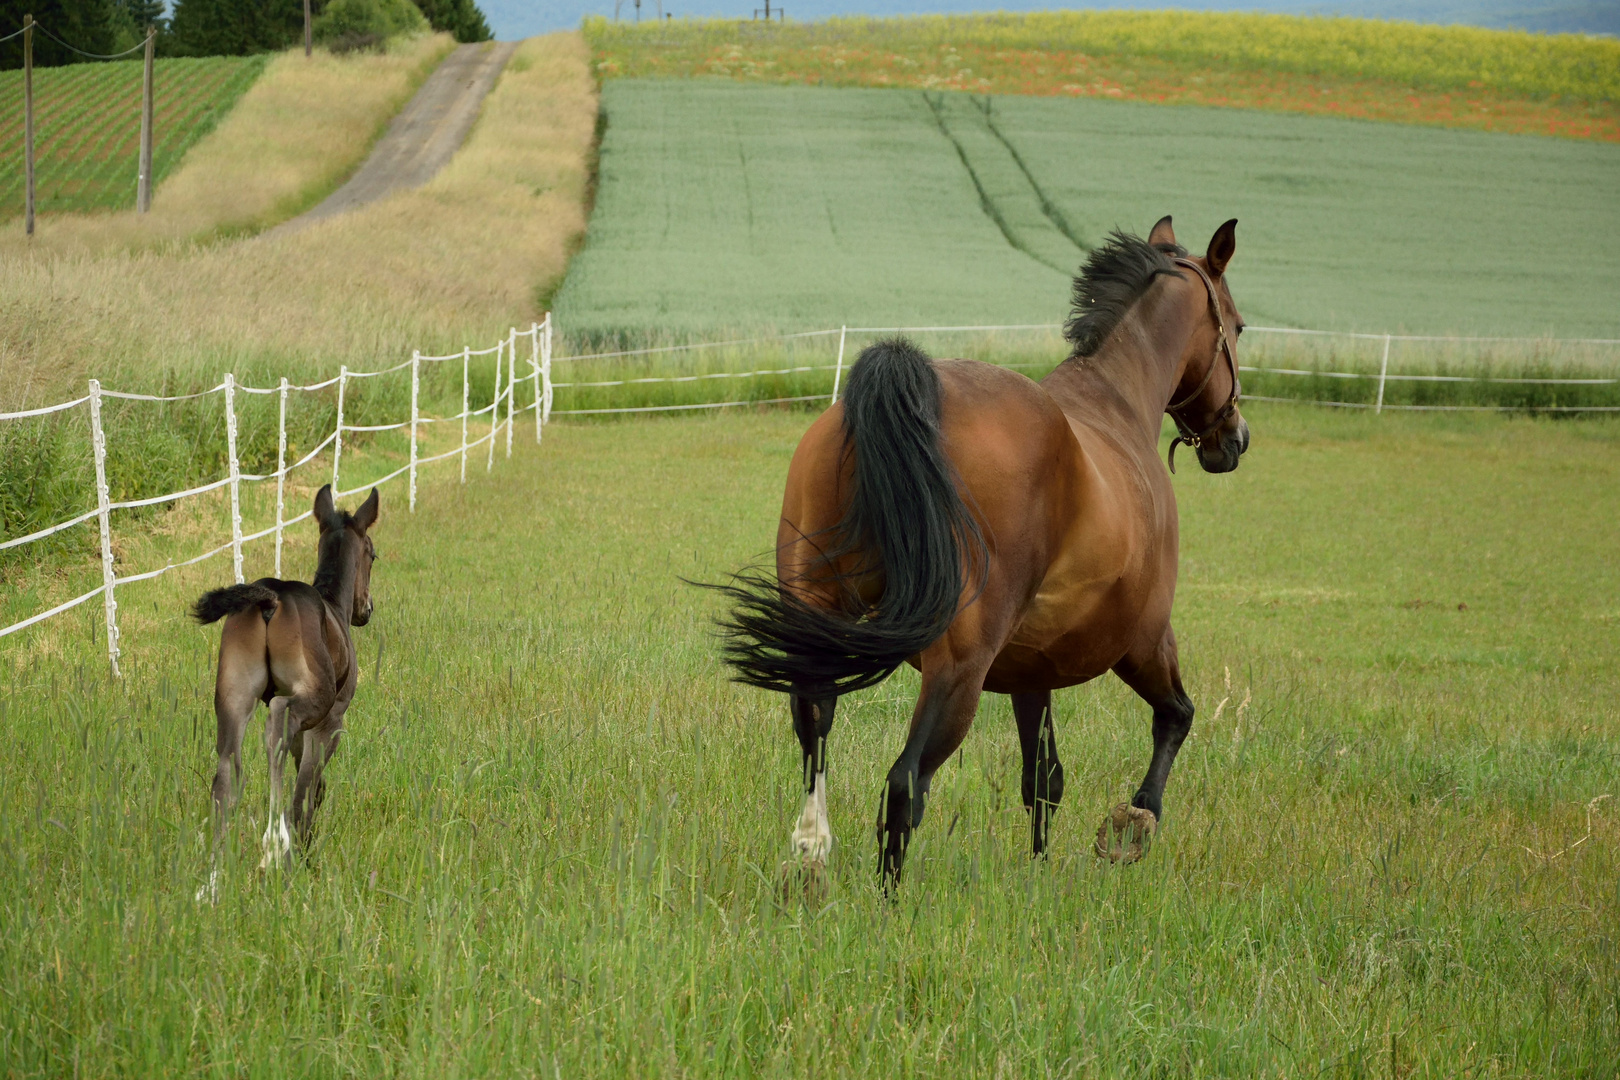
left=1, top=0, right=120, bottom=68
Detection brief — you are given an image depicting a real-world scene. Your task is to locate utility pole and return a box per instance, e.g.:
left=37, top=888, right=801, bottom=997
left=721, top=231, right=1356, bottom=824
left=137, top=24, right=155, bottom=214
left=304, top=0, right=312, bottom=57
left=23, top=13, right=34, bottom=236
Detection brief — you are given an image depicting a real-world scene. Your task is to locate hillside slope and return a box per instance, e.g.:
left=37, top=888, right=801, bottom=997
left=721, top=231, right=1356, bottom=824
left=554, top=80, right=1620, bottom=339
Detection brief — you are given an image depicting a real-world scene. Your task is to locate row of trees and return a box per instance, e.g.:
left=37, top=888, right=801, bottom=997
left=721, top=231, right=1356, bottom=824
left=1, top=0, right=490, bottom=69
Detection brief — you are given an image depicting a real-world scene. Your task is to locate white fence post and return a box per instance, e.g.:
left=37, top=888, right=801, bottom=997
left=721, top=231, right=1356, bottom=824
left=274, top=377, right=288, bottom=577
left=506, top=327, right=517, bottom=459
left=541, top=315, right=553, bottom=427
left=1375, top=334, right=1392, bottom=415
left=460, top=346, right=470, bottom=483
left=409, top=351, right=420, bottom=512
left=531, top=321, right=543, bottom=444
left=224, top=373, right=244, bottom=585
left=487, top=341, right=501, bottom=473
left=831, top=324, right=847, bottom=404
left=88, top=379, right=121, bottom=677
left=333, top=365, right=348, bottom=494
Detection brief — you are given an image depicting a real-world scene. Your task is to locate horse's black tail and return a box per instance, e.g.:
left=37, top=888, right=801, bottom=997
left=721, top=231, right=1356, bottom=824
left=191, top=583, right=278, bottom=625
left=715, top=338, right=986, bottom=695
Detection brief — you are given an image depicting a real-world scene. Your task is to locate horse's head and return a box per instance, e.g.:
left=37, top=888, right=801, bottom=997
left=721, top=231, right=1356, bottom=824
left=1153, top=216, right=1249, bottom=474
left=314, top=485, right=380, bottom=626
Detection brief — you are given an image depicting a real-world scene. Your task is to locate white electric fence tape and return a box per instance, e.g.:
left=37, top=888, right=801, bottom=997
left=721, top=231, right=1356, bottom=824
left=3, top=314, right=1616, bottom=671
left=1, top=319, right=552, bottom=670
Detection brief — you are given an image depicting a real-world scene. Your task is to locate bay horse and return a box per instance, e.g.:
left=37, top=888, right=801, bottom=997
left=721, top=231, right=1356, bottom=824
left=718, top=217, right=1248, bottom=887
left=193, top=484, right=379, bottom=875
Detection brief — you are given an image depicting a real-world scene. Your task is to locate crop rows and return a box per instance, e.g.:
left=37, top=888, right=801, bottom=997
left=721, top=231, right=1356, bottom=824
left=0, top=55, right=265, bottom=218
left=555, top=81, right=1620, bottom=343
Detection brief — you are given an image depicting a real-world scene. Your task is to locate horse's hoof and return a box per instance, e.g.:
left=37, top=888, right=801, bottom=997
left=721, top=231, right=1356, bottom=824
left=1094, top=803, right=1157, bottom=864
left=778, top=857, right=829, bottom=904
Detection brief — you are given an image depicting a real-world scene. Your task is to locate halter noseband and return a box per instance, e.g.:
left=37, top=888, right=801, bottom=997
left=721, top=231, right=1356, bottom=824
left=1165, top=256, right=1241, bottom=474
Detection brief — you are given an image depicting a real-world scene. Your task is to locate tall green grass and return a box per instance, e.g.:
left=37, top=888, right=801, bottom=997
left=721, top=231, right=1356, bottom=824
left=1, top=406, right=1617, bottom=1075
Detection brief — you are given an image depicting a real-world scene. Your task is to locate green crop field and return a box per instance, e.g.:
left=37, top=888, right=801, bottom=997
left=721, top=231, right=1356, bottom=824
left=553, top=80, right=1620, bottom=342
left=0, top=405, right=1617, bottom=1075
left=0, top=55, right=265, bottom=219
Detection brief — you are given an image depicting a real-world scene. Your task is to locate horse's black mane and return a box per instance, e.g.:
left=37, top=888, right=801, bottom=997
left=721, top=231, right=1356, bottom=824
left=1063, top=230, right=1187, bottom=358
left=312, top=508, right=357, bottom=601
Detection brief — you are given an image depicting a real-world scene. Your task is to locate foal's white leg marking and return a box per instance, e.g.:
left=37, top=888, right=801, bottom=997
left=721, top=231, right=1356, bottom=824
left=790, top=771, right=832, bottom=861
left=260, top=715, right=293, bottom=870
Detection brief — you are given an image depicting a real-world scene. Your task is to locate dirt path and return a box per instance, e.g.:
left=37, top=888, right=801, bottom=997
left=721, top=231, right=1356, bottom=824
left=267, top=41, right=519, bottom=236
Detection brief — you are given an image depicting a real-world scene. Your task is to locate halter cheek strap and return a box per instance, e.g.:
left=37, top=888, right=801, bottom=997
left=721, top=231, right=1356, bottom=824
left=1165, top=257, right=1241, bottom=474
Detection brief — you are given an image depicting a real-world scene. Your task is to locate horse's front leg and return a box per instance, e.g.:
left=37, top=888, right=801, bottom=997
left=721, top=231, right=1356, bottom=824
left=1101, top=625, right=1194, bottom=864
left=291, top=717, right=343, bottom=854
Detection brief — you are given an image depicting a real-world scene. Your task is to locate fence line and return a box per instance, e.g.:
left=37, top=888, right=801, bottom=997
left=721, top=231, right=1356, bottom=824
left=1, top=317, right=553, bottom=675
left=543, top=322, right=1620, bottom=417
left=6, top=314, right=1619, bottom=671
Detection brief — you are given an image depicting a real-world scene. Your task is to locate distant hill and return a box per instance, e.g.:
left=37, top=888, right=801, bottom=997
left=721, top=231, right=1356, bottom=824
left=482, top=1, right=1618, bottom=39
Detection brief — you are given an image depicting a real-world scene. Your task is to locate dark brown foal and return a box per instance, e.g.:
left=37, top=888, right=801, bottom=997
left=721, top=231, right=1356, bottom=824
left=193, top=485, right=378, bottom=888
left=718, top=217, right=1249, bottom=889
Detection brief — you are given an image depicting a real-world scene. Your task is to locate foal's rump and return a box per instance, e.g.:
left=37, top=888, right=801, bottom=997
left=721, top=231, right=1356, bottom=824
left=717, top=340, right=1074, bottom=695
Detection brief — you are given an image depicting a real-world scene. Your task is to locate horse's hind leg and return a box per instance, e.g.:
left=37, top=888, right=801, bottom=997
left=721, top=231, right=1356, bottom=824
left=879, top=665, right=987, bottom=889
left=781, top=692, right=837, bottom=897
left=1102, top=627, right=1194, bottom=864
left=291, top=722, right=342, bottom=853
left=259, top=696, right=296, bottom=870
left=1013, top=691, right=1065, bottom=857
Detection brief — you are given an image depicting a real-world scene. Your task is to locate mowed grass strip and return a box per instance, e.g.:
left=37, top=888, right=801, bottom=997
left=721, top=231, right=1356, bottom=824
left=0, top=406, right=1616, bottom=1075
left=0, top=56, right=266, bottom=219
left=588, top=15, right=1620, bottom=142
left=555, top=81, right=1620, bottom=341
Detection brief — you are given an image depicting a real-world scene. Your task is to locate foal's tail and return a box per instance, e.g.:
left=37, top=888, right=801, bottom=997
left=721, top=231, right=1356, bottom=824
left=191, top=583, right=279, bottom=626
left=716, top=338, right=986, bottom=695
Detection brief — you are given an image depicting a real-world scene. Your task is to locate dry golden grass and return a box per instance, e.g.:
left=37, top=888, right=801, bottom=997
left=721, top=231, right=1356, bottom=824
left=0, top=34, right=456, bottom=255
left=0, top=34, right=596, bottom=410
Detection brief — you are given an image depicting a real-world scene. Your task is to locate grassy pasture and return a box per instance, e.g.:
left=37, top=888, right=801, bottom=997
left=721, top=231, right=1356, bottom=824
left=0, top=56, right=266, bottom=220
left=588, top=16, right=1620, bottom=141
left=0, top=405, right=1616, bottom=1076
left=554, top=81, right=1620, bottom=344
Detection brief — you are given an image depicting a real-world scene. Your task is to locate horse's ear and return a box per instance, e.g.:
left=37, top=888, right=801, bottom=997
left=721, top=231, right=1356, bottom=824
left=353, top=488, right=380, bottom=532
left=1206, top=218, right=1238, bottom=278
left=314, top=484, right=338, bottom=532
left=1148, top=215, right=1177, bottom=248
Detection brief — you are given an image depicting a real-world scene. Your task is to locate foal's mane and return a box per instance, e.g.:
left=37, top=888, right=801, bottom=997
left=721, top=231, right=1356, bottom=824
left=312, top=509, right=359, bottom=601
left=1063, top=230, right=1187, bottom=358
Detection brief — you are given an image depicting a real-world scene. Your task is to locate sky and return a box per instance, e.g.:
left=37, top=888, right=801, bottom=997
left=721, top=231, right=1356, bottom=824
left=478, top=0, right=1620, bottom=38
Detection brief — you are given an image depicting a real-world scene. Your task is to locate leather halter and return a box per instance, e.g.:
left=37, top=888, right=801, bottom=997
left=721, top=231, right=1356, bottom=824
left=1164, top=256, right=1241, bottom=474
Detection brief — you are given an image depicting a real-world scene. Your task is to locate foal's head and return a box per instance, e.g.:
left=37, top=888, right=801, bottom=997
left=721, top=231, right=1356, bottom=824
left=1150, top=215, right=1250, bottom=474
left=313, top=485, right=380, bottom=626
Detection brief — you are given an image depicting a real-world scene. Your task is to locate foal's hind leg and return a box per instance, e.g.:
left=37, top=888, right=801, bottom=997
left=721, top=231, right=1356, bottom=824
left=202, top=614, right=267, bottom=900
left=1012, top=691, right=1065, bottom=857
left=290, top=720, right=342, bottom=853
left=260, top=696, right=296, bottom=870
left=1100, top=627, right=1194, bottom=864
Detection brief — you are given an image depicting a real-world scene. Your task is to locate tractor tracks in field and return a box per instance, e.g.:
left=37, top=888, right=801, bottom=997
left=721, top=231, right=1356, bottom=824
left=922, top=91, right=1091, bottom=276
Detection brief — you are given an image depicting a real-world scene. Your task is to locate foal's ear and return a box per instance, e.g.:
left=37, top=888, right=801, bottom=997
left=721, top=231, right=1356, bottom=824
left=1148, top=215, right=1177, bottom=248
left=1206, top=218, right=1238, bottom=278
left=314, top=484, right=339, bottom=532
left=353, top=487, right=380, bottom=533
